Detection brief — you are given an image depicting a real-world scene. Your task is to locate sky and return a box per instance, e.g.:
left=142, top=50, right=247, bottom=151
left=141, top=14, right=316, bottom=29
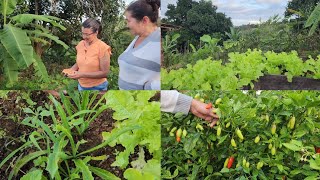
left=160, top=0, right=290, bottom=26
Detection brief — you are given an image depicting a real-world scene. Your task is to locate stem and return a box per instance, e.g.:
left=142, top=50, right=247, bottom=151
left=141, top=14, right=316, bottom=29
left=3, top=0, right=7, bottom=25
left=77, top=125, right=141, bottom=156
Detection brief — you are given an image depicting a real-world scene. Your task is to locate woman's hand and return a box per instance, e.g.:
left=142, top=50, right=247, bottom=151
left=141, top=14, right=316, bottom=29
left=67, top=71, right=82, bottom=79
left=190, top=99, right=219, bottom=127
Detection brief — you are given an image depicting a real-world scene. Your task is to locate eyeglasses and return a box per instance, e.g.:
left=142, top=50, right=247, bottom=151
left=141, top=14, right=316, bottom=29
left=82, top=32, right=95, bottom=36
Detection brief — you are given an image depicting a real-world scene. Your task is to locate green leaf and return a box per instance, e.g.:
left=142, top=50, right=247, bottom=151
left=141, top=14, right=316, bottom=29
left=1, top=52, right=19, bottom=87
left=29, top=131, right=43, bottom=151
left=291, top=169, right=302, bottom=175
left=105, top=91, right=139, bottom=121
left=27, top=29, right=69, bottom=49
left=56, top=125, right=76, bottom=156
left=0, top=24, right=33, bottom=68
left=78, top=125, right=141, bottom=156
left=90, top=155, right=107, bottom=161
left=34, top=118, right=56, bottom=142
left=0, top=0, right=18, bottom=18
left=20, top=169, right=43, bottom=180
left=184, top=133, right=200, bottom=153
left=0, top=138, right=39, bottom=169
left=309, top=159, right=320, bottom=170
left=123, top=168, right=157, bottom=180
left=68, top=110, right=96, bottom=120
left=73, top=159, right=94, bottom=180
left=220, top=168, right=230, bottom=173
left=88, top=166, right=120, bottom=180
left=282, top=143, right=301, bottom=151
left=9, top=150, right=47, bottom=179
left=111, top=150, right=131, bottom=168
left=49, top=94, right=68, bottom=129
left=217, top=135, right=228, bottom=145
left=305, top=4, right=320, bottom=36
left=136, top=91, right=156, bottom=104
left=304, top=176, right=318, bottom=180
left=33, top=52, right=49, bottom=82
left=12, top=14, right=66, bottom=30
left=200, top=35, right=212, bottom=43
left=46, top=136, right=67, bottom=179
left=162, top=168, right=178, bottom=179
left=190, top=165, right=200, bottom=180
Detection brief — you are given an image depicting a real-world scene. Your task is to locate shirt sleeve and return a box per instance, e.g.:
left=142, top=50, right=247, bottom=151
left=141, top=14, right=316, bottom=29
left=98, top=43, right=112, bottom=59
left=161, top=90, right=193, bottom=115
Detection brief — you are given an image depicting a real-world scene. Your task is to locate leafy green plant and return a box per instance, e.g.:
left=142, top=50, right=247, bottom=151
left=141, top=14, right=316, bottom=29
left=103, top=91, right=161, bottom=179
left=305, top=3, right=320, bottom=35
left=162, top=49, right=320, bottom=90
left=162, top=90, right=320, bottom=179
left=2, top=92, right=137, bottom=179
left=0, top=0, right=68, bottom=87
left=0, top=90, right=160, bottom=179
left=162, top=33, right=181, bottom=68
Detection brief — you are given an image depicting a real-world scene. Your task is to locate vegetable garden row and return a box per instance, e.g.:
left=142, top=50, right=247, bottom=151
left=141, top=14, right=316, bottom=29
left=162, top=50, right=320, bottom=90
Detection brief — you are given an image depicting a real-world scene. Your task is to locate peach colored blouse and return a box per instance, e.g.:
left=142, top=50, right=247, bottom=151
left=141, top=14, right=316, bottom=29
left=76, top=40, right=111, bottom=87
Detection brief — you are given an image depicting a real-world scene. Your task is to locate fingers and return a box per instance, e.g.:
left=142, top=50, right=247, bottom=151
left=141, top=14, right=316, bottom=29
left=209, top=119, right=218, bottom=128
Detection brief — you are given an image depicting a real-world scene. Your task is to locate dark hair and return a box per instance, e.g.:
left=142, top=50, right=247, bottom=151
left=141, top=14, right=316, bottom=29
left=126, top=0, right=160, bottom=23
left=82, top=18, right=102, bottom=35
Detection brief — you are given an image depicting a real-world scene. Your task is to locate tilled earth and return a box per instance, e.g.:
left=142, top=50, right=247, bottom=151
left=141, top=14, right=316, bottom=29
left=0, top=91, right=158, bottom=179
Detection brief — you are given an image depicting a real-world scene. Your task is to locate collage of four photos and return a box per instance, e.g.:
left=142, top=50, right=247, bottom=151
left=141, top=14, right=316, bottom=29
left=0, top=0, right=320, bottom=179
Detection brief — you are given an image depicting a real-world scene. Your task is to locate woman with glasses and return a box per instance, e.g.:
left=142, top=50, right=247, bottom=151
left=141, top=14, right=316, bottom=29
left=64, top=18, right=111, bottom=91
left=118, top=0, right=161, bottom=90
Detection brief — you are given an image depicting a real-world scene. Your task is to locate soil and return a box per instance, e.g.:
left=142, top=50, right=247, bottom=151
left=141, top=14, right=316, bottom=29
left=0, top=91, right=158, bottom=179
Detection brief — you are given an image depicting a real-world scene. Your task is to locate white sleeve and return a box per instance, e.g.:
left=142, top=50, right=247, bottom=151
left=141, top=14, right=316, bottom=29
left=161, top=90, right=193, bottom=115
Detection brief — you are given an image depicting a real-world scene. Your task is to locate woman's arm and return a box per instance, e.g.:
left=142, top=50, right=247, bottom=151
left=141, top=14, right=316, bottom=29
left=161, top=90, right=219, bottom=126
left=70, top=63, right=79, bottom=71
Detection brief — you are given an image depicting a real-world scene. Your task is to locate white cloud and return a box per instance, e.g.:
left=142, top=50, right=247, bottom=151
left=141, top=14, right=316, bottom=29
left=256, top=0, right=283, bottom=4
left=161, top=0, right=290, bottom=26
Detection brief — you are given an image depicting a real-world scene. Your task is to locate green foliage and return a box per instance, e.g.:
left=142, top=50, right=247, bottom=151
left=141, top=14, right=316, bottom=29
left=162, top=91, right=320, bottom=179
left=162, top=33, right=181, bottom=68
left=305, top=3, right=320, bottom=36
left=164, top=0, right=232, bottom=50
left=0, top=91, right=160, bottom=179
left=285, top=0, right=319, bottom=18
left=237, top=19, right=293, bottom=53
left=108, top=66, right=119, bottom=90
left=103, top=91, right=161, bottom=179
left=162, top=49, right=320, bottom=90
left=0, top=0, right=68, bottom=87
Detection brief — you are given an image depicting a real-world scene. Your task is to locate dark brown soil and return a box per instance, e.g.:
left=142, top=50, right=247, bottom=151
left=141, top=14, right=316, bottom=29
left=0, top=91, right=156, bottom=179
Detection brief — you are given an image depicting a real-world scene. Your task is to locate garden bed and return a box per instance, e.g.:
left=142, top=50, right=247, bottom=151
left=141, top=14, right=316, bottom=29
left=0, top=91, right=160, bottom=179
left=242, top=75, right=320, bottom=90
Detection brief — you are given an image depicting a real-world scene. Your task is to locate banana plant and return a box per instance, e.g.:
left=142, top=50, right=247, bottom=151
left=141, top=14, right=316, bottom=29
left=305, top=3, right=320, bottom=36
left=0, top=0, right=69, bottom=87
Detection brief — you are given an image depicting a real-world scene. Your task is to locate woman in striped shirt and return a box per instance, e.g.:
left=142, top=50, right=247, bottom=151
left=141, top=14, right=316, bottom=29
left=118, top=0, right=161, bottom=90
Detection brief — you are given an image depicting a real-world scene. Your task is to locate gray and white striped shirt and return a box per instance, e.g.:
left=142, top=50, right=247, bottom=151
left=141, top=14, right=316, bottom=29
left=118, top=27, right=161, bottom=90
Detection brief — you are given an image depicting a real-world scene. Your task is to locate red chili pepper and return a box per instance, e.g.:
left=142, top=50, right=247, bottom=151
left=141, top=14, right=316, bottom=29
left=227, top=156, right=234, bottom=169
left=315, top=146, right=320, bottom=154
left=205, top=103, right=212, bottom=109
left=176, top=136, right=181, bottom=142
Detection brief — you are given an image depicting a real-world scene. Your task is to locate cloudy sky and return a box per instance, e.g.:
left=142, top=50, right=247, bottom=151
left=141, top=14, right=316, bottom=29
left=161, top=0, right=290, bottom=26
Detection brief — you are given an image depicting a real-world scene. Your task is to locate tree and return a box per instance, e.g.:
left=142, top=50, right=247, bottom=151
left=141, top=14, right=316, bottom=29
left=285, top=0, right=319, bottom=18
left=164, top=0, right=232, bottom=51
left=165, top=0, right=195, bottom=26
